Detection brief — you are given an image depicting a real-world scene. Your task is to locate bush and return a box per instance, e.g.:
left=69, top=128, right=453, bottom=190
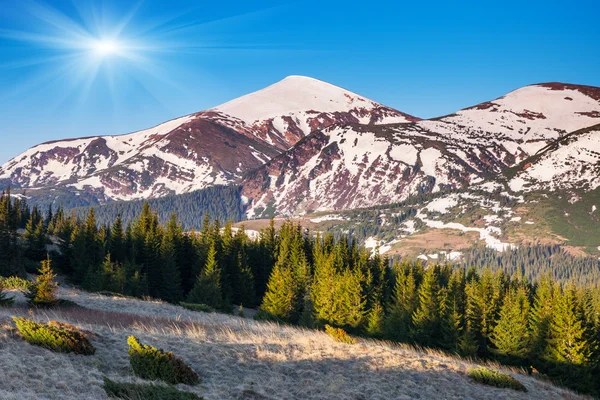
left=103, top=377, right=202, bottom=400
left=26, top=259, right=58, bottom=308
left=12, top=317, right=96, bottom=355
left=127, top=336, right=200, bottom=385
left=0, top=276, right=34, bottom=291
left=179, top=302, right=214, bottom=313
left=468, top=367, right=527, bottom=392
left=325, top=324, right=356, bottom=344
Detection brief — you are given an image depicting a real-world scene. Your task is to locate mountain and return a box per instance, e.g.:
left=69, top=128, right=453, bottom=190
left=242, top=82, right=600, bottom=216
left=0, top=76, right=415, bottom=203
left=508, top=123, right=600, bottom=193
left=1, top=78, right=599, bottom=222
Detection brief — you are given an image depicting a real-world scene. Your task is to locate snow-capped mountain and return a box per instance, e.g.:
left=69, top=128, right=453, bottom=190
left=241, top=82, right=600, bottom=216
left=509, top=123, right=600, bottom=193
left=0, top=78, right=598, bottom=215
left=0, top=76, right=414, bottom=203
left=210, top=75, right=419, bottom=150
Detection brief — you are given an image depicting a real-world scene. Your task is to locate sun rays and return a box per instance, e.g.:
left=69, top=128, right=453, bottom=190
left=0, top=0, right=282, bottom=115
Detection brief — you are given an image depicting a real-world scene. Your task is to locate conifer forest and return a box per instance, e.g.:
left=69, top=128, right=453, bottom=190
left=1, top=189, right=600, bottom=395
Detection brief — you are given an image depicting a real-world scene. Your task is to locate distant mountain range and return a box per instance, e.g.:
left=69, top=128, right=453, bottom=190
left=1, top=76, right=599, bottom=222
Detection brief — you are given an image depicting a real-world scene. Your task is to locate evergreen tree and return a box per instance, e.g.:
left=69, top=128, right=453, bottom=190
left=384, top=262, right=419, bottom=342
left=159, top=218, right=183, bottom=303
left=366, top=300, right=385, bottom=338
left=491, top=286, right=531, bottom=358
left=439, top=270, right=464, bottom=352
left=260, top=256, right=296, bottom=322
left=529, top=274, right=555, bottom=360
left=109, top=214, right=126, bottom=262
left=26, top=258, right=58, bottom=307
left=546, top=285, right=594, bottom=365
left=187, top=241, right=223, bottom=310
left=412, top=266, right=441, bottom=347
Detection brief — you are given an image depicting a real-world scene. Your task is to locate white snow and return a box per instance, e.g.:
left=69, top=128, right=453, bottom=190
left=424, top=195, right=459, bottom=214
left=214, top=76, right=395, bottom=124
left=389, top=144, right=419, bottom=165
left=309, top=214, right=346, bottom=223
left=510, top=216, right=522, bottom=222
left=416, top=211, right=516, bottom=252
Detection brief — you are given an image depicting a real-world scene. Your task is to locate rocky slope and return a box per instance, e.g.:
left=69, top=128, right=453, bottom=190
left=243, top=82, right=600, bottom=216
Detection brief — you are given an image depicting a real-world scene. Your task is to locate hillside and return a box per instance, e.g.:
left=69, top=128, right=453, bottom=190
left=0, top=287, right=584, bottom=400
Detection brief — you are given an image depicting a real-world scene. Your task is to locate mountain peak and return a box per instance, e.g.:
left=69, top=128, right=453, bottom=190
left=212, top=76, right=382, bottom=123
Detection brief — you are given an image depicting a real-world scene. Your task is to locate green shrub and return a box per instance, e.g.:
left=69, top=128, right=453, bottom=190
left=12, top=317, right=96, bottom=355
left=468, top=367, right=527, bottom=392
left=103, top=377, right=202, bottom=400
left=179, top=302, right=214, bottom=313
left=127, top=336, right=200, bottom=385
left=325, top=324, right=356, bottom=344
left=0, top=276, right=34, bottom=291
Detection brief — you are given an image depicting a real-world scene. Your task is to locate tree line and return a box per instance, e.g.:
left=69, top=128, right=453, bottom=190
left=2, top=189, right=600, bottom=395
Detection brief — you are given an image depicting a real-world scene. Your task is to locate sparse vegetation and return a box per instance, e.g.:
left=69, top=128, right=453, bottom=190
left=0, top=276, right=33, bottom=291
left=0, top=286, right=583, bottom=399
left=180, top=302, right=215, bottom=313
left=12, top=316, right=95, bottom=355
left=127, top=336, right=200, bottom=385
left=469, top=367, right=527, bottom=392
left=103, top=377, right=202, bottom=400
left=325, top=324, right=356, bottom=344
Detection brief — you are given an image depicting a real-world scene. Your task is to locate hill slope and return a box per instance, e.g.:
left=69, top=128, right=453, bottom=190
left=0, top=287, right=584, bottom=400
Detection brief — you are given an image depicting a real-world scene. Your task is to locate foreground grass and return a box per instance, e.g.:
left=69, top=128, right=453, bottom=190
left=469, top=367, right=528, bottom=392
left=103, top=377, right=202, bottom=400
left=0, top=287, right=586, bottom=400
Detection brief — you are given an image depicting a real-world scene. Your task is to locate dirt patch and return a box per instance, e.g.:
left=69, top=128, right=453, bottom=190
left=388, top=229, right=480, bottom=256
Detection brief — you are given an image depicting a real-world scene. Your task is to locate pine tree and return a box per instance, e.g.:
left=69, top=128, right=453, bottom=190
left=384, top=262, right=418, bottom=342
left=109, top=214, right=126, bottom=262
left=546, top=285, right=594, bottom=365
left=23, top=214, right=46, bottom=261
left=26, top=258, right=58, bottom=307
left=159, top=221, right=183, bottom=303
left=366, top=300, right=385, bottom=338
left=529, top=274, right=555, bottom=360
left=412, top=266, right=441, bottom=347
left=491, top=286, right=531, bottom=358
left=187, top=241, right=223, bottom=310
left=438, top=269, right=464, bottom=352
left=260, top=258, right=295, bottom=322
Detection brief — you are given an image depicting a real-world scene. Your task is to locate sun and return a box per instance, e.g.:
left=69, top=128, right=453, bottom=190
left=91, top=39, right=121, bottom=57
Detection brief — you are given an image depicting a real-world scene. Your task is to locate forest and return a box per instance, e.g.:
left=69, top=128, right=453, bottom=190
left=1, top=188, right=600, bottom=395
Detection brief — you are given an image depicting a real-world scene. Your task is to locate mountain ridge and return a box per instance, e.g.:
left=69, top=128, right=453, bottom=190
left=1, top=77, right=599, bottom=218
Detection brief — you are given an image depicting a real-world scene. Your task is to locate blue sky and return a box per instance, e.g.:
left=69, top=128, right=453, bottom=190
left=0, top=0, right=598, bottom=164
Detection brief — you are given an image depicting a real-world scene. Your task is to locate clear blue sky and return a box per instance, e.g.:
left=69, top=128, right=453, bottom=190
left=0, top=0, right=598, bottom=164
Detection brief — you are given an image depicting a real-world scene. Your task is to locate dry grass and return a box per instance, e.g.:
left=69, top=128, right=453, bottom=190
left=0, top=288, right=588, bottom=400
